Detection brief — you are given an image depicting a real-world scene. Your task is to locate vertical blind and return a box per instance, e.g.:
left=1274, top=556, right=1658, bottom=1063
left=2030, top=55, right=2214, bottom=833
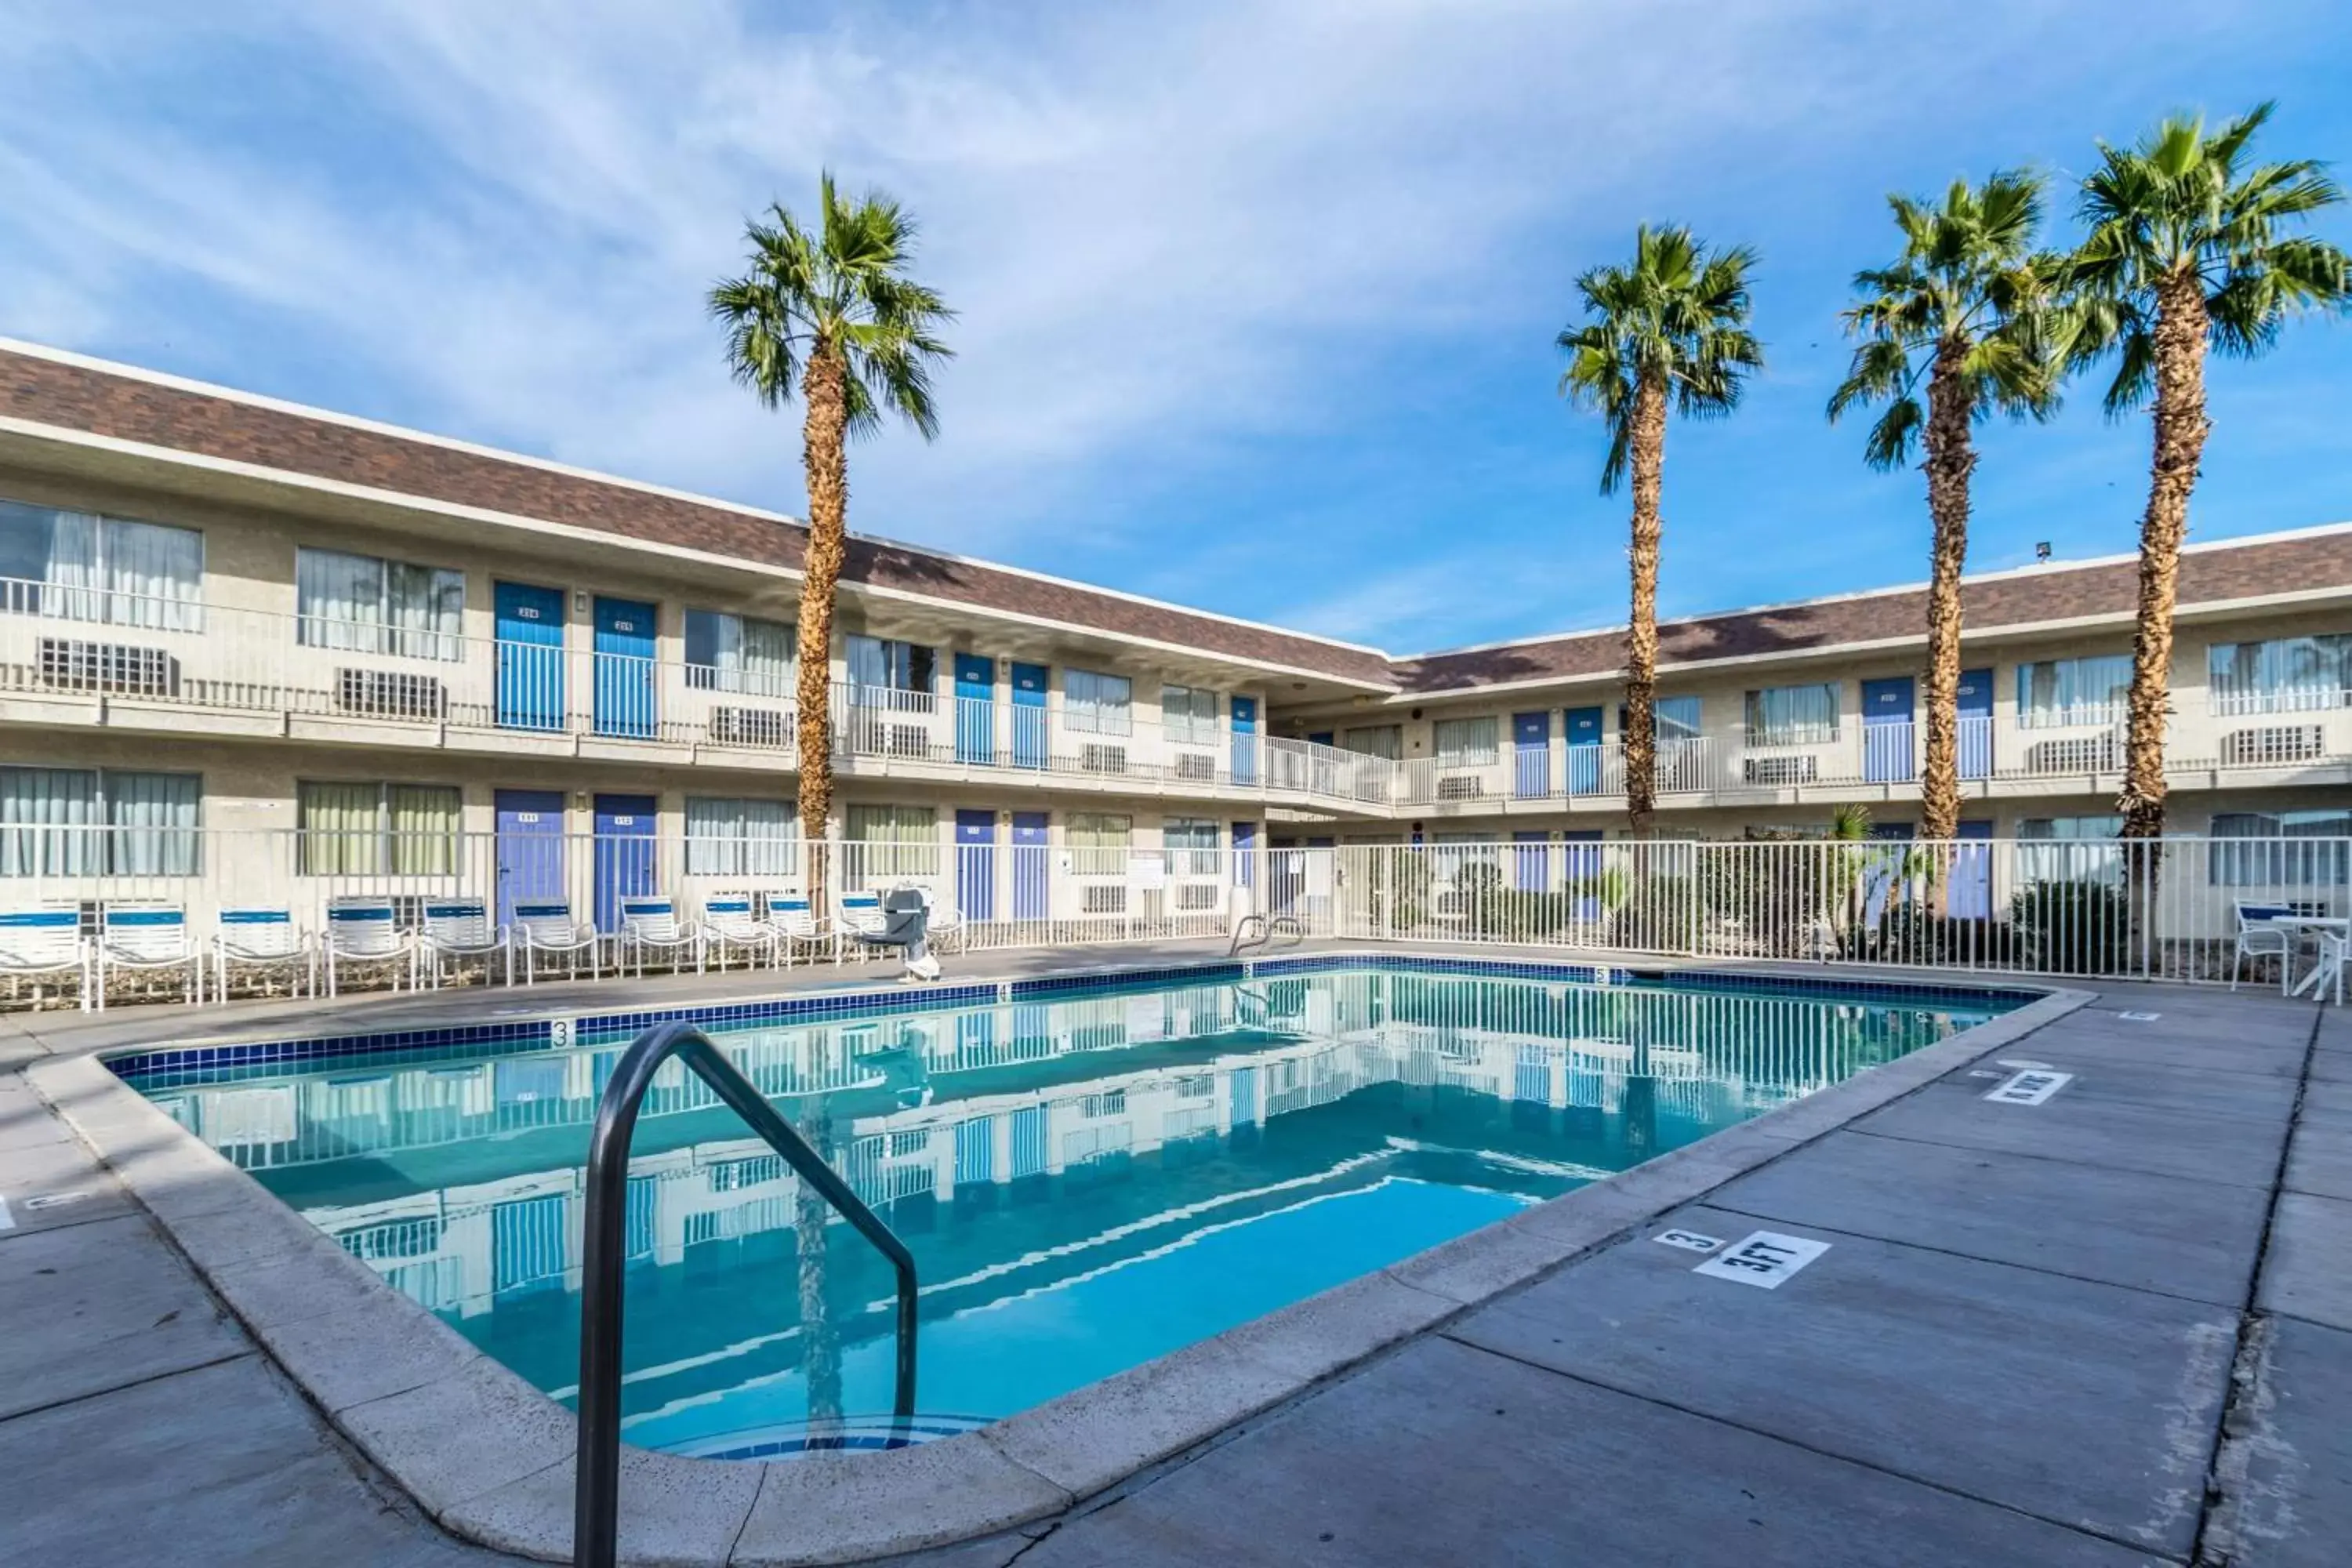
left=2208, top=808, right=2352, bottom=886
left=847, top=636, right=937, bottom=696
left=684, top=612, right=794, bottom=697
left=1432, top=716, right=1499, bottom=768
left=1065, top=811, right=1131, bottom=875
left=1162, top=817, right=1218, bottom=873
left=1160, top=684, right=1218, bottom=746
left=0, top=767, right=201, bottom=877
left=0, top=499, right=204, bottom=630
left=297, top=782, right=460, bottom=876
left=1744, top=683, right=1842, bottom=745
left=685, top=797, right=800, bottom=876
left=2016, top=656, right=2132, bottom=728
left=2208, top=635, right=2352, bottom=715
left=844, top=804, right=936, bottom=878
left=1064, top=670, right=1134, bottom=735
left=297, top=549, right=464, bottom=661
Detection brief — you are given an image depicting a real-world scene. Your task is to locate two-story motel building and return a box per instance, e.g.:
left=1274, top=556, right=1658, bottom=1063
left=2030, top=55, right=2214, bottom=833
left=3, top=336, right=2349, bottom=925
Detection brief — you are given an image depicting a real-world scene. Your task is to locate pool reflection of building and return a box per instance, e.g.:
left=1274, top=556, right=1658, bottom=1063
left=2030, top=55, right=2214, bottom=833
left=148, top=975, right=1973, bottom=1335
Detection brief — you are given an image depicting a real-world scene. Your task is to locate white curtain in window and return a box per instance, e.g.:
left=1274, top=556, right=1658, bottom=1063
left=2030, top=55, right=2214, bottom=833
left=1161, top=685, right=1217, bottom=746
left=2017, top=656, right=2132, bottom=727
left=1341, top=724, right=1403, bottom=760
left=107, top=771, right=201, bottom=877
left=1654, top=696, right=1703, bottom=742
left=103, top=518, right=204, bottom=630
left=1162, top=818, right=1218, bottom=874
left=739, top=617, right=793, bottom=697
left=846, top=804, right=937, bottom=878
left=0, top=766, right=100, bottom=877
left=298, top=782, right=381, bottom=876
left=2209, top=636, right=2352, bottom=715
left=687, top=797, right=800, bottom=876
left=1744, top=683, right=1840, bottom=745
left=1432, top=716, right=1499, bottom=768
left=1066, top=811, right=1131, bottom=876
left=387, top=785, right=460, bottom=876
left=1065, top=670, right=1133, bottom=735
left=298, top=549, right=461, bottom=660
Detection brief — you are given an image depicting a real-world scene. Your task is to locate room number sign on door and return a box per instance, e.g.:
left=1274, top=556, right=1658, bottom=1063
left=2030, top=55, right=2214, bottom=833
left=1692, top=1230, right=1829, bottom=1289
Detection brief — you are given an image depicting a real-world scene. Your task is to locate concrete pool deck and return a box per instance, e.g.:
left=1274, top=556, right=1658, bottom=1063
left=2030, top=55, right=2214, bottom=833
left=2, top=950, right=2347, bottom=1566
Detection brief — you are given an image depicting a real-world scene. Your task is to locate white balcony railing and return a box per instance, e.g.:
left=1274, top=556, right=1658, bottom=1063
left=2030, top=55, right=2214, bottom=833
left=0, top=579, right=1389, bottom=812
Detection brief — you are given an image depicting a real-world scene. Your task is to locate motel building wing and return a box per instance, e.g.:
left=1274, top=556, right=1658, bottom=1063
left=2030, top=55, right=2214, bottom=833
left=2, top=335, right=2350, bottom=927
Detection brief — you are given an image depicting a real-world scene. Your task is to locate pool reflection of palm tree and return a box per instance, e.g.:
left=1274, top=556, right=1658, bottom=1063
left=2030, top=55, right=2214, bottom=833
left=794, top=1101, right=845, bottom=1437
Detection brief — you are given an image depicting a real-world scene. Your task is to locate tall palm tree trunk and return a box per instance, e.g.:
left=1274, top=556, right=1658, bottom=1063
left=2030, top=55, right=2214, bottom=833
left=795, top=347, right=850, bottom=907
left=2119, top=272, right=2212, bottom=843
left=1918, top=337, right=1976, bottom=850
left=1623, top=372, right=1668, bottom=837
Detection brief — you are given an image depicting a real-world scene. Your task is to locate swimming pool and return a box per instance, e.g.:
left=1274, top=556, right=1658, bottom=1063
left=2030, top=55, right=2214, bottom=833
left=123, top=962, right=2013, bottom=1455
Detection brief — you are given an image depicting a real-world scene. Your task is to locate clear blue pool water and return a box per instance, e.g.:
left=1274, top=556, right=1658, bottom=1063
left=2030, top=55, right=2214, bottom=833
left=132, top=966, right=2006, bottom=1452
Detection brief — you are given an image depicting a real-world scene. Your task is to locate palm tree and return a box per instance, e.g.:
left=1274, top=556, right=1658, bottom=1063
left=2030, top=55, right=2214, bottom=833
left=710, top=174, right=954, bottom=902
left=2065, top=104, right=2349, bottom=840
left=1829, top=173, right=2062, bottom=846
left=1559, top=226, right=1762, bottom=836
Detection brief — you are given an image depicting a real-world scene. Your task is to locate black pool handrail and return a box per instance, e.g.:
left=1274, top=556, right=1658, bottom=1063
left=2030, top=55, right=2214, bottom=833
left=573, top=1021, right=918, bottom=1568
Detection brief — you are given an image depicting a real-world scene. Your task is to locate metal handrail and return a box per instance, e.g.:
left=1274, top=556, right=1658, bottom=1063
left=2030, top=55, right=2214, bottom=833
left=572, top=1021, right=918, bottom=1568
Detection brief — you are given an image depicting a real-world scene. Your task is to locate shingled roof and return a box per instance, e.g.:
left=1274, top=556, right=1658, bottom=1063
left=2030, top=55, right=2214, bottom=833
left=0, top=343, right=1397, bottom=688
left=3, top=342, right=2343, bottom=701
left=1390, top=529, right=2352, bottom=695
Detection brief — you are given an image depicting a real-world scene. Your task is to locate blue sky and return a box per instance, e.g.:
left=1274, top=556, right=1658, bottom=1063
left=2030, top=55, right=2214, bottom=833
left=2, top=1, right=2347, bottom=655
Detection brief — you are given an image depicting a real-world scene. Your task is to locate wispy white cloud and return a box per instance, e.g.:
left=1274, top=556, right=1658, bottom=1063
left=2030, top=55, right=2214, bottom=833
left=0, top=0, right=2342, bottom=648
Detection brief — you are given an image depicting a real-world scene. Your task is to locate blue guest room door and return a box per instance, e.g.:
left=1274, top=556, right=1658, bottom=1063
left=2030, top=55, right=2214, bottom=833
left=592, top=793, right=657, bottom=929
left=1011, top=812, right=1049, bottom=919
left=1010, top=663, right=1049, bottom=768
left=1513, top=711, right=1551, bottom=797
left=954, top=655, right=996, bottom=764
left=493, top=789, right=566, bottom=927
left=1861, top=676, right=1914, bottom=782
left=494, top=583, right=566, bottom=731
left=1957, top=668, right=1994, bottom=779
left=1230, top=695, right=1259, bottom=785
left=956, top=809, right=997, bottom=920
left=1563, top=706, right=1602, bottom=795
left=593, top=597, right=658, bottom=739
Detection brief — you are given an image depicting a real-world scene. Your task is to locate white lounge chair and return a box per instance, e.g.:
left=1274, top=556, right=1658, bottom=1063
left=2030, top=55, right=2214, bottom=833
left=2229, top=899, right=2296, bottom=993
left=514, top=900, right=601, bottom=984
left=702, top=891, right=779, bottom=970
left=760, top=891, right=834, bottom=965
left=419, top=898, right=512, bottom=988
left=96, top=902, right=203, bottom=1007
left=615, top=896, right=702, bottom=975
left=0, top=905, right=89, bottom=1011
left=2314, top=927, right=2347, bottom=1006
left=924, top=898, right=968, bottom=953
left=325, top=897, right=419, bottom=996
left=212, top=907, right=316, bottom=1001
left=837, top=890, right=887, bottom=953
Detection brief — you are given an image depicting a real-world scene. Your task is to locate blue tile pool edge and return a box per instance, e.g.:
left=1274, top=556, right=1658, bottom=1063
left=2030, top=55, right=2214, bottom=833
left=101, top=952, right=2049, bottom=1083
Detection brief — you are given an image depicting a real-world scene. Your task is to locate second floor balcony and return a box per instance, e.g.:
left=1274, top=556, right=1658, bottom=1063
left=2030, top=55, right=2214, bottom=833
left=0, top=578, right=1390, bottom=812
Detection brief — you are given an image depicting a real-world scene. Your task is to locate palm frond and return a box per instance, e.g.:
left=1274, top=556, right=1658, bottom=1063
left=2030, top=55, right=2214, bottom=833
left=710, top=171, right=956, bottom=441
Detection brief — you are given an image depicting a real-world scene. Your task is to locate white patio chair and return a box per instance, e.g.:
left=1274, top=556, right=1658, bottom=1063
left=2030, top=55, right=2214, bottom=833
left=837, top=890, right=887, bottom=960
left=2229, top=900, right=2296, bottom=993
left=760, top=891, right=835, bottom=965
left=2314, top=927, right=2347, bottom=1006
left=325, top=897, right=419, bottom=996
left=924, top=898, right=968, bottom=953
left=96, top=902, right=203, bottom=1008
left=0, top=905, right=90, bottom=1011
left=702, top=891, right=779, bottom=970
left=212, top=907, right=316, bottom=1001
left=615, top=896, right=703, bottom=975
left=419, top=898, right=512, bottom=989
left=513, top=900, right=601, bottom=984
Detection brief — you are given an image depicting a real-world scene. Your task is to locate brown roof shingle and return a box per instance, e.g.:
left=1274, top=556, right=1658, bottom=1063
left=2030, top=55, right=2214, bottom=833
left=1392, top=532, right=2352, bottom=694
left=0, top=346, right=1397, bottom=687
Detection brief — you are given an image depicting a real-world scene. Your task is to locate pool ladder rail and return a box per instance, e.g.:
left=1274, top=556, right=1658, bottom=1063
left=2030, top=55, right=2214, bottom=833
left=572, top=1021, right=920, bottom=1568
left=1228, top=911, right=1306, bottom=956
